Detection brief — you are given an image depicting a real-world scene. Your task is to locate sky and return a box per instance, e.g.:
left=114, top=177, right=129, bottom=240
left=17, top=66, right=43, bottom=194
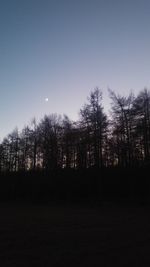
left=0, top=0, right=150, bottom=140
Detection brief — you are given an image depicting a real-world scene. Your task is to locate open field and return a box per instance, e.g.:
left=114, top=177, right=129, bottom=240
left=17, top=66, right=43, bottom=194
left=0, top=202, right=150, bottom=266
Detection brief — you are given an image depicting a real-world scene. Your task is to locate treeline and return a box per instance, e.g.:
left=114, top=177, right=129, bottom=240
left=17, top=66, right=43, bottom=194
left=0, top=87, right=150, bottom=172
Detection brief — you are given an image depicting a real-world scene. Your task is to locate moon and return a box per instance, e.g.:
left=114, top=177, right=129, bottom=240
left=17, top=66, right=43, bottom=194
left=45, top=98, right=49, bottom=102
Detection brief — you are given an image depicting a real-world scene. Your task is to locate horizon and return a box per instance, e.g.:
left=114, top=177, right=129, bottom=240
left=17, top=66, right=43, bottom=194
left=0, top=86, right=149, bottom=142
left=1, top=0, right=150, bottom=139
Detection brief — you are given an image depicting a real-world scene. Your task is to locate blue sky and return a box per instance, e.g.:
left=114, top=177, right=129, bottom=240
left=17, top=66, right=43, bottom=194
left=0, top=0, right=150, bottom=140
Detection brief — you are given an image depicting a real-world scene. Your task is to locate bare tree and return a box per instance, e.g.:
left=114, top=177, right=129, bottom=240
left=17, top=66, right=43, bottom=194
left=132, top=88, right=150, bottom=163
left=80, top=88, right=108, bottom=168
left=38, top=114, right=62, bottom=170
left=108, top=89, right=135, bottom=167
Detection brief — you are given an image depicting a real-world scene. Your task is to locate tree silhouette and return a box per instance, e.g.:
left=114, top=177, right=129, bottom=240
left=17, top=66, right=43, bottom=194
left=132, top=89, right=150, bottom=163
left=108, top=89, right=134, bottom=167
left=38, top=114, right=62, bottom=171
left=0, top=87, right=150, bottom=173
left=80, top=88, right=108, bottom=168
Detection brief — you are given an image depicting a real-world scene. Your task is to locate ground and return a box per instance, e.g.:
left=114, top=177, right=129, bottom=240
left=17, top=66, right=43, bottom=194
left=0, top=202, right=150, bottom=266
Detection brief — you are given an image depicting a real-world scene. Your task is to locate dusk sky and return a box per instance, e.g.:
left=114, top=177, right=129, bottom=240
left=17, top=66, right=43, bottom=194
left=0, top=0, right=150, bottom=140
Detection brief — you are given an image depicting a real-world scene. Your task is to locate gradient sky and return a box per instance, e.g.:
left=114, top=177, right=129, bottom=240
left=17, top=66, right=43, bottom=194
left=0, top=0, right=150, bottom=140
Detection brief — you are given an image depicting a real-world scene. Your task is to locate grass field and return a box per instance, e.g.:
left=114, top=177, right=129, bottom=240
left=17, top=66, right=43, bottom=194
left=0, top=202, right=150, bottom=266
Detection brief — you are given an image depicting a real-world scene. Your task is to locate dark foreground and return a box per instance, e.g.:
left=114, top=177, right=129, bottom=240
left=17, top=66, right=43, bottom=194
left=0, top=202, right=150, bottom=266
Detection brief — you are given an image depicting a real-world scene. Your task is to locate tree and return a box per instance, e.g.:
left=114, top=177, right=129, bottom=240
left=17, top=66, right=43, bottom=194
left=109, top=89, right=135, bottom=167
left=80, top=88, right=108, bottom=168
left=61, top=115, right=76, bottom=168
left=132, top=88, right=150, bottom=163
left=38, top=114, right=62, bottom=170
left=7, top=128, right=20, bottom=172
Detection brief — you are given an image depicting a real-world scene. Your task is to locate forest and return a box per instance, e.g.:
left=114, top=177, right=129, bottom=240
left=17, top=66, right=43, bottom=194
left=0, top=88, right=150, bottom=202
